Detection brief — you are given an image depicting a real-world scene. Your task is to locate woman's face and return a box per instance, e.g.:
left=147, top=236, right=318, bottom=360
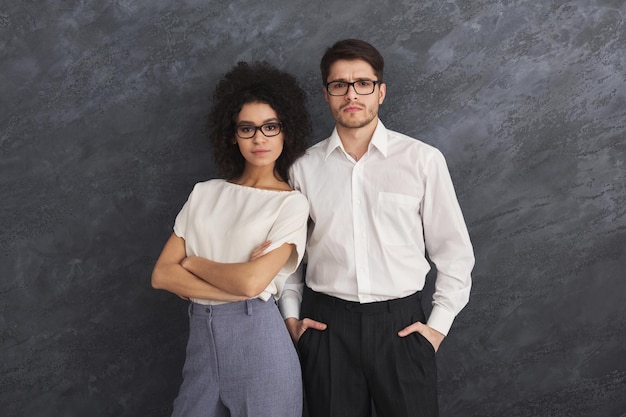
left=234, top=101, right=284, bottom=170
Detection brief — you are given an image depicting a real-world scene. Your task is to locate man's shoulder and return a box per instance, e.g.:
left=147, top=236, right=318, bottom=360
left=386, top=128, right=442, bottom=158
left=294, top=138, right=330, bottom=165
left=306, top=137, right=331, bottom=154
left=387, top=128, right=432, bottom=147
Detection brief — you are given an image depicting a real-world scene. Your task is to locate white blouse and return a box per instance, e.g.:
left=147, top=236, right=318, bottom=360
left=174, top=179, right=309, bottom=305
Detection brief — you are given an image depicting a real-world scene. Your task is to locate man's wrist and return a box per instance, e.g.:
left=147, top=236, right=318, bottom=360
left=427, top=306, right=455, bottom=336
left=277, top=295, right=301, bottom=320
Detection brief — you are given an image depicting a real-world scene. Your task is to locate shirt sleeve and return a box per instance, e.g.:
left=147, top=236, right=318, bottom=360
left=278, top=262, right=305, bottom=319
left=422, top=150, right=475, bottom=335
left=262, top=192, right=309, bottom=309
left=264, top=193, right=309, bottom=273
left=278, top=168, right=307, bottom=319
left=173, top=186, right=195, bottom=240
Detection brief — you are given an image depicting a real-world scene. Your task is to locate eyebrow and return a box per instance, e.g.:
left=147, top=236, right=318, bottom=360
left=327, top=77, right=376, bottom=83
left=236, top=118, right=280, bottom=125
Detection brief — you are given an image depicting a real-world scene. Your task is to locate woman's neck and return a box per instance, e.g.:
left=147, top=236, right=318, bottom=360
left=231, top=167, right=291, bottom=191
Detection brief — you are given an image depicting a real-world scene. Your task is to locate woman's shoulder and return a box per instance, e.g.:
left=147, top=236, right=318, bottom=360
left=184, top=179, right=227, bottom=201
left=280, top=189, right=309, bottom=214
left=191, top=178, right=226, bottom=191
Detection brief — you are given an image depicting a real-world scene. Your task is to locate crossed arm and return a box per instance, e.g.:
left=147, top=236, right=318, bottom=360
left=151, top=233, right=294, bottom=300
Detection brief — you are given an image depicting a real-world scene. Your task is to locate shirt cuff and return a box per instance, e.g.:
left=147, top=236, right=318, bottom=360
left=426, top=305, right=456, bottom=336
left=277, top=293, right=301, bottom=320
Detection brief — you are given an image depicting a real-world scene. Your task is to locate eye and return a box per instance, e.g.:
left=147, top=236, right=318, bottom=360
left=358, top=80, right=373, bottom=87
left=332, top=82, right=346, bottom=89
left=238, top=126, right=254, bottom=133
left=264, top=123, right=278, bottom=132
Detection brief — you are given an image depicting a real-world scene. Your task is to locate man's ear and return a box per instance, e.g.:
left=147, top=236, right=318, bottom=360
left=323, top=86, right=330, bottom=103
left=378, top=82, right=387, bottom=105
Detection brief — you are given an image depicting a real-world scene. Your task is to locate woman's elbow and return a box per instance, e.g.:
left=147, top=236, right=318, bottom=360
left=151, top=267, right=167, bottom=290
left=238, top=273, right=271, bottom=298
left=240, top=284, right=263, bottom=298
left=238, top=290, right=256, bottom=298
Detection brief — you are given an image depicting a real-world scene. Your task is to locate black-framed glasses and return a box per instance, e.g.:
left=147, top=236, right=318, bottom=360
left=325, top=80, right=381, bottom=96
left=235, top=122, right=283, bottom=139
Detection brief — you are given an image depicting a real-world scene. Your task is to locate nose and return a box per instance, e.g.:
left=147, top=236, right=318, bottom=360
left=252, top=130, right=266, bottom=143
left=346, top=84, right=360, bottom=100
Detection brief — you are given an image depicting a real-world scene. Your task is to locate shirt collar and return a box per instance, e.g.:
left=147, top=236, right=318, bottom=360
left=323, top=118, right=389, bottom=160
left=369, top=120, right=388, bottom=157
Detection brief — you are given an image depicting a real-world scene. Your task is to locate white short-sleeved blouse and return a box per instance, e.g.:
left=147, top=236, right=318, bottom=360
left=174, top=179, right=309, bottom=305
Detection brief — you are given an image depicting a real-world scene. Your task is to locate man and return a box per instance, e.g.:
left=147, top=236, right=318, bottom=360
left=278, top=39, right=475, bottom=417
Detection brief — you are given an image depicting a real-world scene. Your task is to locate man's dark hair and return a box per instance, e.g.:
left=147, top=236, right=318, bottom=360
left=208, top=61, right=311, bottom=183
left=320, top=39, right=384, bottom=84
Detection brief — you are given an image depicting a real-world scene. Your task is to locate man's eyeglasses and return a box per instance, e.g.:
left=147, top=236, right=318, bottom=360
left=236, top=122, right=283, bottom=139
left=325, top=80, right=381, bottom=96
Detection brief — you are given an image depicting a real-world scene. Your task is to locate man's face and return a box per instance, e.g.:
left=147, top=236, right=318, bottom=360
left=323, top=59, right=386, bottom=130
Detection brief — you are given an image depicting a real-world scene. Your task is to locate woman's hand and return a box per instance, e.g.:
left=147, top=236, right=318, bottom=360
left=250, top=240, right=271, bottom=261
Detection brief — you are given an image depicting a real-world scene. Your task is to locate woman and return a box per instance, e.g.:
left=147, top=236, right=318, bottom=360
left=152, top=61, right=311, bottom=417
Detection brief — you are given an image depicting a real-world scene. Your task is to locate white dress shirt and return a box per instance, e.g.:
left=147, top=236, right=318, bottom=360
left=278, top=120, right=474, bottom=335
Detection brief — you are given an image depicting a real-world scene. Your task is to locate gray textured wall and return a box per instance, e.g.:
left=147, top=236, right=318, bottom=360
left=1, top=0, right=625, bottom=416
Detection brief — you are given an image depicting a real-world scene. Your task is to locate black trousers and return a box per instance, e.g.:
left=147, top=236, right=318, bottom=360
left=298, top=286, right=439, bottom=417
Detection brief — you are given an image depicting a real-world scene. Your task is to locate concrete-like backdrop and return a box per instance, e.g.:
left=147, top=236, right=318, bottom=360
left=1, top=1, right=624, bottom=416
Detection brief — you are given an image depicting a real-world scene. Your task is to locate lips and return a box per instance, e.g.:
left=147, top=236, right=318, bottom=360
left=342, top=105, right=363, bottom=113
left=252, top=149, right=270, bottom=155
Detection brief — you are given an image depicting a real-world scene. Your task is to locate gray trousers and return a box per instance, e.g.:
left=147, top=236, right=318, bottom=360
left=172, top=298, right=302, bottom=417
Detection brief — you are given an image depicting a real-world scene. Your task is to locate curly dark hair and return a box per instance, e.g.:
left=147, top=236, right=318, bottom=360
left=208, top=61, right=311, bottom=183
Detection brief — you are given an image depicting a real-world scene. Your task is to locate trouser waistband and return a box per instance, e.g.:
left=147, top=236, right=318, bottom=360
left=188, top=298, right=273, bottom=317
left=303, top=286, right=421, bottom=313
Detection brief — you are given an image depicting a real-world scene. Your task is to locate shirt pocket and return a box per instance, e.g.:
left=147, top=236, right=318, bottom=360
left=375, top=192, right=421, bottom=246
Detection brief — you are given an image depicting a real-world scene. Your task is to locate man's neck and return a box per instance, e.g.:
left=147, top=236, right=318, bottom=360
left=336, top=119, right=378, bottom=162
